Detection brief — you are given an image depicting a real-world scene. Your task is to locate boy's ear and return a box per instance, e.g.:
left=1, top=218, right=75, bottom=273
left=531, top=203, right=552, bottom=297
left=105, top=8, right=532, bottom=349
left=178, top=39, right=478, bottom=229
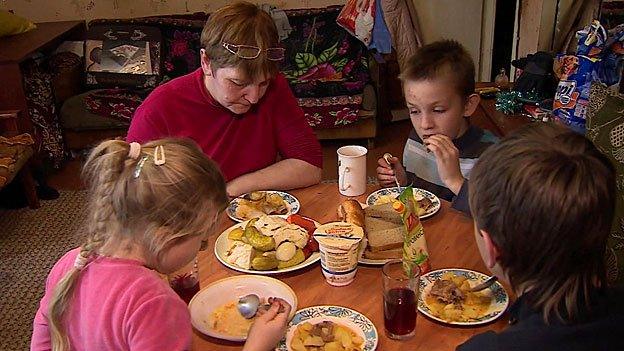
left=200, top=49, right=213, bottom=77
left=479, top=229, right=501, bottom=268
left=463, top=93, right=481, bottom=117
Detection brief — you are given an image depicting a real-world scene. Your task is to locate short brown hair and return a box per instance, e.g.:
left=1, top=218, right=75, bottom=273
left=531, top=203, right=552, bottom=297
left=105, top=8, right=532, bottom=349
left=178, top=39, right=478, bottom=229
left=469, top=123, right=615, bottom=324
left=201, top=1, right=280, bottom=80
left=400, top=40, right=475, bottom=98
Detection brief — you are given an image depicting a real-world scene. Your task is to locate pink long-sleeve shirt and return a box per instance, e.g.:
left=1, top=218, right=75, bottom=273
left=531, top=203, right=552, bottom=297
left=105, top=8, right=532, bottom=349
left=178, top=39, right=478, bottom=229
left=31, top=248, right=191, bottom=351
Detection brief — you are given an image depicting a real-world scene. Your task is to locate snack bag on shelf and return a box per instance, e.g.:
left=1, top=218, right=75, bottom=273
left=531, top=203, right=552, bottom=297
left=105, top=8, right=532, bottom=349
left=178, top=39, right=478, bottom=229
left=552, top=54, right=599, bottom=133
left=597, top=24, right=624, bottom=89
left=553, top=20, right=607, bottom=133
left=395, top=187, right=430, bottom=275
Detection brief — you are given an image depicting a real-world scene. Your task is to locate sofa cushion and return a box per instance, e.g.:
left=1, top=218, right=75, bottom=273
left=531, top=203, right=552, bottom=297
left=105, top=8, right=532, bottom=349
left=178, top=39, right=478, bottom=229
left=0, top=134, right=34, bottom=188
left=90, top=15, right=207, bottom=81
left=0, top=10, right=36, bottom=37
left=85, top=25, right=163, bottom=89
left=281, top=6, right=370, bottom=98
left=61, top=91, right=131, bottom=131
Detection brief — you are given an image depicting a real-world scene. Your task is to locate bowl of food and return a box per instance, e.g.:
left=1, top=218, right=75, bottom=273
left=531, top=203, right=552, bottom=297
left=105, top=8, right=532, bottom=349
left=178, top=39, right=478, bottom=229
left=276, top=305, right=378, bottom=351
left=418, top=268, right=509, bottom=325
left=189, top=275, right=297, bottom=341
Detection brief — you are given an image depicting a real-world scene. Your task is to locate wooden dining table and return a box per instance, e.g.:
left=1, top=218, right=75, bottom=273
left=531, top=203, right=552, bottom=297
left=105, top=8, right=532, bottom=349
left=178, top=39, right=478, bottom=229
left=193, top=183, right=512, bottom=351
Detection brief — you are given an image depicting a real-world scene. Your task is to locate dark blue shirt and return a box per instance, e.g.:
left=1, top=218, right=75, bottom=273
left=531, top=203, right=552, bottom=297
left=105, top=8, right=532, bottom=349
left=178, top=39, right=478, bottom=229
left=457, top=288, right=624, bottom=351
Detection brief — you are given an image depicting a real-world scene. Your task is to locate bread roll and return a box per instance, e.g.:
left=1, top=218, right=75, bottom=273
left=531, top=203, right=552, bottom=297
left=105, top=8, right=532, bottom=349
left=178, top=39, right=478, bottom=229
left=337, top=200, right=365, bottom=228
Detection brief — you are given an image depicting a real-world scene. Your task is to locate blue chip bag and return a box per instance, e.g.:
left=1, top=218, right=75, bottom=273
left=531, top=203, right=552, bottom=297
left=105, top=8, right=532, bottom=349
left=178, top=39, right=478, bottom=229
left=597, top=24, right=624, bottom=88
left=553, top=55, right=599, bottom=133
left=577, top=20, right=607, bottom=57
left=552, top=21, right=607, bottom=133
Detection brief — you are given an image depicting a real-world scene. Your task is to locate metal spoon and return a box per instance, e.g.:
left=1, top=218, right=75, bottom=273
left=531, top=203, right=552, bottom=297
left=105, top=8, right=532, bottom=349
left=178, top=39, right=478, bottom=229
left=237, top=294, right=285, bottom=319
left=383, top=153, right=402, bottom=190
left=237, top=294, right=264, bottom=319
left=468, top=276, right=498, bottom=292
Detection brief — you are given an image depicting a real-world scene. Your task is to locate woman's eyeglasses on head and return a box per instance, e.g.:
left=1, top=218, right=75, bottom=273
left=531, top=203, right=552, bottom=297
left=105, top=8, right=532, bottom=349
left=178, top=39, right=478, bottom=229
left=222, top=42, right=285, bottom=61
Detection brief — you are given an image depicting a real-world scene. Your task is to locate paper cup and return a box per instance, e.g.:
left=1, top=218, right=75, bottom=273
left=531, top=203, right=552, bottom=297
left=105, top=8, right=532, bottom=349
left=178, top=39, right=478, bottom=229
left=314, top=222, right=364, bottom=286
left=337, top=145, right=367, bottom=196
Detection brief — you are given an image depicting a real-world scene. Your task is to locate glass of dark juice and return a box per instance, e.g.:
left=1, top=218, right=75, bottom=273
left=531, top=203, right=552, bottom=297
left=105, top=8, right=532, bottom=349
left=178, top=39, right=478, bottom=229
left=167, top=256, right=200, bottom=304
left=382, top=259, right=420, bottom=340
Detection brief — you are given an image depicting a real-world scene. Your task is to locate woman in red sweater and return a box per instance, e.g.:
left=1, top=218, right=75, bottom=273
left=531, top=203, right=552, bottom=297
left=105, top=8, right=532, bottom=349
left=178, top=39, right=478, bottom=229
left=127, top=2, right=323, bottom=197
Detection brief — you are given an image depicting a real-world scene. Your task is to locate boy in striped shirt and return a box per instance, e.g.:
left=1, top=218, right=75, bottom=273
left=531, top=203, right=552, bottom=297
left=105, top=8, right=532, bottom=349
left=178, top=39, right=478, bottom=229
left=377, top=40, right=497, bottom=216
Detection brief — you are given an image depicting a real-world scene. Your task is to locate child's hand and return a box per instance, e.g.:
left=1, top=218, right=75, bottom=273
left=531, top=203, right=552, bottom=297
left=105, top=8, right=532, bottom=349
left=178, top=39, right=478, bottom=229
left=424, top=135, right=464, bottom=194
left=243, top=297, right=292, bottom=351
left=376, top=156, right=407, bottom=187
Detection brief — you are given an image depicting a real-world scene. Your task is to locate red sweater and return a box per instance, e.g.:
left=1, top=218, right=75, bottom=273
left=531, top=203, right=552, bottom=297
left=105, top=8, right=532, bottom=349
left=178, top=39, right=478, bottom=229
left=127, top=69, right=322, bottom=181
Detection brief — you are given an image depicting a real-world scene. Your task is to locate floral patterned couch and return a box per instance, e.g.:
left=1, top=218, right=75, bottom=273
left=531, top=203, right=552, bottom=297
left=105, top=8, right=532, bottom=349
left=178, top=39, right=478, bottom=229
left=60, top=6, right=377, bottom=150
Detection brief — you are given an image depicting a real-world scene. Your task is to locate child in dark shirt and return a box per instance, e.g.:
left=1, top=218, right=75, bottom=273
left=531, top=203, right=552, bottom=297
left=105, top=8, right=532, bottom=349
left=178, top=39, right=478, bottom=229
left=458, top=123, right=624, bottom=351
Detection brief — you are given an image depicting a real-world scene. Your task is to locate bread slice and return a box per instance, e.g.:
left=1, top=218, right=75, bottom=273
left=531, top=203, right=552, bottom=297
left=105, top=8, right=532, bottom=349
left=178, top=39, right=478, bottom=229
left=363, top=247, right=402, bottom=260
left=365, top=203, right=402, bottom=224
left=365, top=216, right=401, bottom=232
left=367, top=226, right=405, bottom=252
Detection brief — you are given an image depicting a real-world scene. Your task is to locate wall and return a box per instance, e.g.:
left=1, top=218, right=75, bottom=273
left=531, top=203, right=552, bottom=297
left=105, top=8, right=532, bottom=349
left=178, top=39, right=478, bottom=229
left=1, top=0, right=344, bottom=22
left=410, top=0, right=492, bottom=81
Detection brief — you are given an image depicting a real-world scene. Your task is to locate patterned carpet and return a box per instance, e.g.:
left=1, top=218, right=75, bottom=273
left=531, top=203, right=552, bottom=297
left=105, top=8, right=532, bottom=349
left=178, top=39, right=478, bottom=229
left=0, top=191, right=87, bottom=351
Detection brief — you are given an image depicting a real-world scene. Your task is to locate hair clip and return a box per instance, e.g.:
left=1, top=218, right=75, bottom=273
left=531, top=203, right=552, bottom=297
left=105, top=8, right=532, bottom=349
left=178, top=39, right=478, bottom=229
left=134, top=156, right=149, bottom=178
left=128, top=142, right=142, bottom=160
left=154, top=145, right=166, bottom=166
left=74, top=252, right=89, bottom=270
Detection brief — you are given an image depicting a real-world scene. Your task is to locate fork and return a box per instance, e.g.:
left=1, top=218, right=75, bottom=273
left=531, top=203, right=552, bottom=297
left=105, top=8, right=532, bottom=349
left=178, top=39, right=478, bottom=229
left=383, top=153, right=402, bottom=190
left=468, top=275, right=498, bottom=292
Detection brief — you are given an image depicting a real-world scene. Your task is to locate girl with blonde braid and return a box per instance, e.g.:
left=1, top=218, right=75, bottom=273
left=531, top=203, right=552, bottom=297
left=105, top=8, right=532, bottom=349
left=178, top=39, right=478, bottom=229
left=31, top=138, right=292, bottom=351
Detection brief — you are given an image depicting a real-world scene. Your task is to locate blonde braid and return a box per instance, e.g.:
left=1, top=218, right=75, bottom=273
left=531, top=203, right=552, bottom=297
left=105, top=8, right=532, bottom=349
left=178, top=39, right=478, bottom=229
left=48, top=140, right=130, bottom=351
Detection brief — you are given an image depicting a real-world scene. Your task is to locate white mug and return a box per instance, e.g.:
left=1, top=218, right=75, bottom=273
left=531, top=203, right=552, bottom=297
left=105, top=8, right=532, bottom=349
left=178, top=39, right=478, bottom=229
left=337, top=145, right=367, bottom=196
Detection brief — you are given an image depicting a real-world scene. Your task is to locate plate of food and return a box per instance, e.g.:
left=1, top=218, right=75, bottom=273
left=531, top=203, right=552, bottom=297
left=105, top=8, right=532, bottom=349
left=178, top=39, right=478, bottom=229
left=189, top=275, right=297, bottom=341
left=418, top=268, right=509, bottom=326
left=227, top=190, right=300, bottom=222
left=365, top=187, right=440, bottom=219
left=276, top=305, right=378, bottom=351
left=215, top=214, right=321, bottom=275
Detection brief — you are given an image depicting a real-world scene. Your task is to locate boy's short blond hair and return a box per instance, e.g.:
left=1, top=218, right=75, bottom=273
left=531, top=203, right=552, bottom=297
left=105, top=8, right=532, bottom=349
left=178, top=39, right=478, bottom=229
left=469, top=123, right=615, bottom=324
left=399, top=40, right=475, bottom=98
left=201, top=1, right=280, bottom=80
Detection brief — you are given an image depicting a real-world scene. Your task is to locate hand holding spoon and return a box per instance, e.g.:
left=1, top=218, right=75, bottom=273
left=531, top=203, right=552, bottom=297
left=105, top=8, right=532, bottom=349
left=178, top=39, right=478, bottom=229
left=237, top=294, right=285, bottom=319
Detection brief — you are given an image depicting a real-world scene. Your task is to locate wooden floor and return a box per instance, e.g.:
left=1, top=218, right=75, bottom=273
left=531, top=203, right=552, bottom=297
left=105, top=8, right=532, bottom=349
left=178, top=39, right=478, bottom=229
left=47, top=120, right=413, bottom=191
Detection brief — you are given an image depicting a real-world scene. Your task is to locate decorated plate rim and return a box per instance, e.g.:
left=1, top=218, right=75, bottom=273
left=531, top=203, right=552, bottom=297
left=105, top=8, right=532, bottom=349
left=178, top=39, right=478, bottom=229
left=365, top=187, right=441, bottom=219
left=276, top=305, right=378, bottom=351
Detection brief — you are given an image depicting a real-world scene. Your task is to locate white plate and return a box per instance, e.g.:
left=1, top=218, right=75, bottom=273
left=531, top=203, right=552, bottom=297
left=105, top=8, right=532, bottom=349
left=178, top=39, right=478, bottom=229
left=276, top=305, right=378, bottom=351
left=214, top=216, right=320, bottom=275
left=226, top=191, right=300, bottom=222
left=189, top=275, right=297, bottom=341
left=366, top=187, right=441, bottom=219
left=418, top=268, right=509, bottom=326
